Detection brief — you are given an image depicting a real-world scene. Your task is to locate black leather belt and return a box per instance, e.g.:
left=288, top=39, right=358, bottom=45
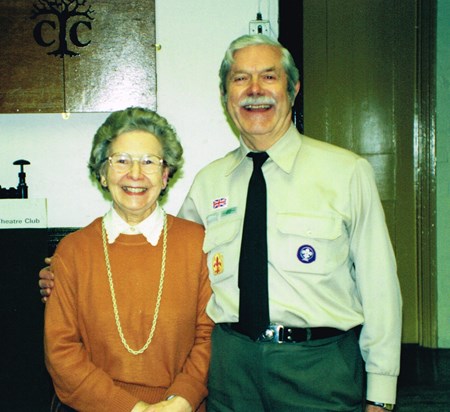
left=227, top=323, right=346, bottom=343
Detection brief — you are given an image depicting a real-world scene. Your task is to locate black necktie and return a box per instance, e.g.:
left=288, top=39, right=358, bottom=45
left=237, top=151, right=269, bottom=339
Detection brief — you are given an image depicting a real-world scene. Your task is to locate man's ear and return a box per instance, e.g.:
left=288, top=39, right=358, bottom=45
left=292, top=81, right=301, bottom=104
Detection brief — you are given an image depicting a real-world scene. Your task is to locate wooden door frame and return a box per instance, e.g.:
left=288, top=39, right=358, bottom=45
left=416, top=0, right=437, bottom=348
left=279, top=0, right=438, bottom=347
left=278, top=1, right=304, bottom=133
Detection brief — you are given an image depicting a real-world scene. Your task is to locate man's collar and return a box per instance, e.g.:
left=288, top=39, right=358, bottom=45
left=103, top=204, right=164, bottom=246
left=266, top=124, right=302, bottom=173
left=226, top=123, right=302, bottom=174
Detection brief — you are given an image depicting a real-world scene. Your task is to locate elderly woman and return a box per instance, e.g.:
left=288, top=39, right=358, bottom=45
left=44, top=107, right=213, bottom=412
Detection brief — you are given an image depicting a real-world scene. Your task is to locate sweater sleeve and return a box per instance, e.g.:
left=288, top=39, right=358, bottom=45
left=44, top=251, right=139, bottom=412
left=164, top=251, right=214, bottom=410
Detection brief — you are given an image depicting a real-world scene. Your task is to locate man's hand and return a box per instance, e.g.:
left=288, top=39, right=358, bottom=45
left=131, top=401, right=151, bottom=412
left=39, top=257, right=54, bottom=303
left=366, top=405, right=391, bottom=412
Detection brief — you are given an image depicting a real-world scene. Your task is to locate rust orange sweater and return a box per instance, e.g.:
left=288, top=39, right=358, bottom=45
left=44, top=215, right=213, bottom=412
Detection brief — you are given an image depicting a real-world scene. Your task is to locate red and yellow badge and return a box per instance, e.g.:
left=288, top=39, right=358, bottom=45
left=212, top=253, right=224, bottom=275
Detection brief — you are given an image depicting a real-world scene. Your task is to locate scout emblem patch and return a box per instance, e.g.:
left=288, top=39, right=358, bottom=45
left=297, top=245, right=316, bottom=263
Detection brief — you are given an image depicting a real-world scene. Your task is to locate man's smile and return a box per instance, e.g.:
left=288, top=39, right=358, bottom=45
left=243, top=103, right=273, bottom=111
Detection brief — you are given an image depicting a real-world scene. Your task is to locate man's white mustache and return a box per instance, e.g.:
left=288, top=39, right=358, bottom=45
left=239, top=96, right=276, bottom=107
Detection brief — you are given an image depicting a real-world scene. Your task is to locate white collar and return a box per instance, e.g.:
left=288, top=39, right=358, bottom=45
left=103, top=204, right=164, bottom=246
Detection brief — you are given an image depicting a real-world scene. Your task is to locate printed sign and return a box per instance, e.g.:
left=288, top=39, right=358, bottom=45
left=0, top=199, right=47, bottom=229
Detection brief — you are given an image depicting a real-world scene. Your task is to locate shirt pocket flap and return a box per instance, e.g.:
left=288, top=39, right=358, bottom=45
left=277, top=214, right=342, bottom=240
left=203, top=217, right=241, bottom=253
left=276, top=214, right=346, bottom=274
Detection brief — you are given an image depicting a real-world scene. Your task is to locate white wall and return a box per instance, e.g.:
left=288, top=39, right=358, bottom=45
left=0, top=0, right=278, bottom=228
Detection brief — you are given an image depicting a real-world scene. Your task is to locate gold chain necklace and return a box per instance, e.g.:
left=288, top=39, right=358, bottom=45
left=101, top=212, right=167, bottom=355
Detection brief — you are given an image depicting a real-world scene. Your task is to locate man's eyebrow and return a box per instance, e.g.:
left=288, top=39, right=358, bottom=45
left=229, top=69, right=248, bottom=75
left=261, top=66, right=277, bottom=72
left=230, top=66, right=278, bottom=75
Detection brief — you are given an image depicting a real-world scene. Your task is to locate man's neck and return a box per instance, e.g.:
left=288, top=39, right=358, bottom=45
left=242, top=123, right=292, bottom=152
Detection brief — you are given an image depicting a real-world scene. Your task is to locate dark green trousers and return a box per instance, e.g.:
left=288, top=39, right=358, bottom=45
left=207, top=324, right=364, bottom=412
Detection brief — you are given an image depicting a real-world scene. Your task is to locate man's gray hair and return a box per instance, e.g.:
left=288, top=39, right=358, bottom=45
left=219, top=34, right=300, bottom=105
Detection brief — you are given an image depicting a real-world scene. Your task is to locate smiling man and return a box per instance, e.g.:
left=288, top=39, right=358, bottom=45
left=223, top=43, right=298, bottom=151
left=179, top=34, right=402, bottom=412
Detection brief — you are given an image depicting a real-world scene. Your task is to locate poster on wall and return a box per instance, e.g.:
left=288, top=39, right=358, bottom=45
left=0, top=0, right=156, bottom=113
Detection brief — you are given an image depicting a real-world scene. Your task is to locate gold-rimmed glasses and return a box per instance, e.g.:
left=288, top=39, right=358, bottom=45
left=105, top=153, right=165, bottom=174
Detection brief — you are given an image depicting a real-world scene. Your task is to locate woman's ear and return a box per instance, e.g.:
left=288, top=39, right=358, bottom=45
left=100, top=175, right=108, bottom=188
left=161, top=167, right=170, bottom=189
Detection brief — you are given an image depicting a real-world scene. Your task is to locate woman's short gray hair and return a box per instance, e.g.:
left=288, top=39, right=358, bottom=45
left=219, top=34, right=300, bottom=105
left=89, top=107, right=183, bottom=195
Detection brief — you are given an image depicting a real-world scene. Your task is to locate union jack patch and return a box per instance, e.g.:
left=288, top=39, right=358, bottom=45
left=212, top=197, right=227, bottom=209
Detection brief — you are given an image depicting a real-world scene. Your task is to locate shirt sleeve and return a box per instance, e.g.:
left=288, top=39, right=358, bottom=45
left=349, top=158, right=402, bottom=404
left=178, top=182, right=205, bottom=225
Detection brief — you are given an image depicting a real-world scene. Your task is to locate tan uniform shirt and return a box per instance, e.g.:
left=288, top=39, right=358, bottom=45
left=179, top=124, right=402, bottom=403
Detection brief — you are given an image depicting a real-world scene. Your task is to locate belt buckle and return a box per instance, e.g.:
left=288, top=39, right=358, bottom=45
left=258, top=324, right=284, bottom=343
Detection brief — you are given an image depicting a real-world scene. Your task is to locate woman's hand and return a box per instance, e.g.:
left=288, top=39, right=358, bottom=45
left=132, top=396, right=192, bottom=412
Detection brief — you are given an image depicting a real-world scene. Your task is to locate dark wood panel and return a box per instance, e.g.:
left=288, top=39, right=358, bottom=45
left=0, top=0, right=156, bottom=113
left=64, top=0, right=157, bottom=112
left=0, top=1, right=64, bottom=112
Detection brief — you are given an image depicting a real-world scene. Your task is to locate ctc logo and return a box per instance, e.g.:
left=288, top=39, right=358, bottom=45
left=33, top=19, right=93, bottom=57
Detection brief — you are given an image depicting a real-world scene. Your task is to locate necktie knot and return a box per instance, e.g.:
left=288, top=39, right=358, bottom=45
left=247, top=151, right=269, bottom=169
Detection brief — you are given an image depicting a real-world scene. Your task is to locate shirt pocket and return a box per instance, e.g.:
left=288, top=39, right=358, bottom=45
left=276, top=214, right=348, bottom=275
left=203, top=216, right=242, bottom=284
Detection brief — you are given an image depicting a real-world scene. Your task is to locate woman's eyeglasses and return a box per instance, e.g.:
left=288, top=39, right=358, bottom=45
left=104, top=153, right=165, bottom=174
